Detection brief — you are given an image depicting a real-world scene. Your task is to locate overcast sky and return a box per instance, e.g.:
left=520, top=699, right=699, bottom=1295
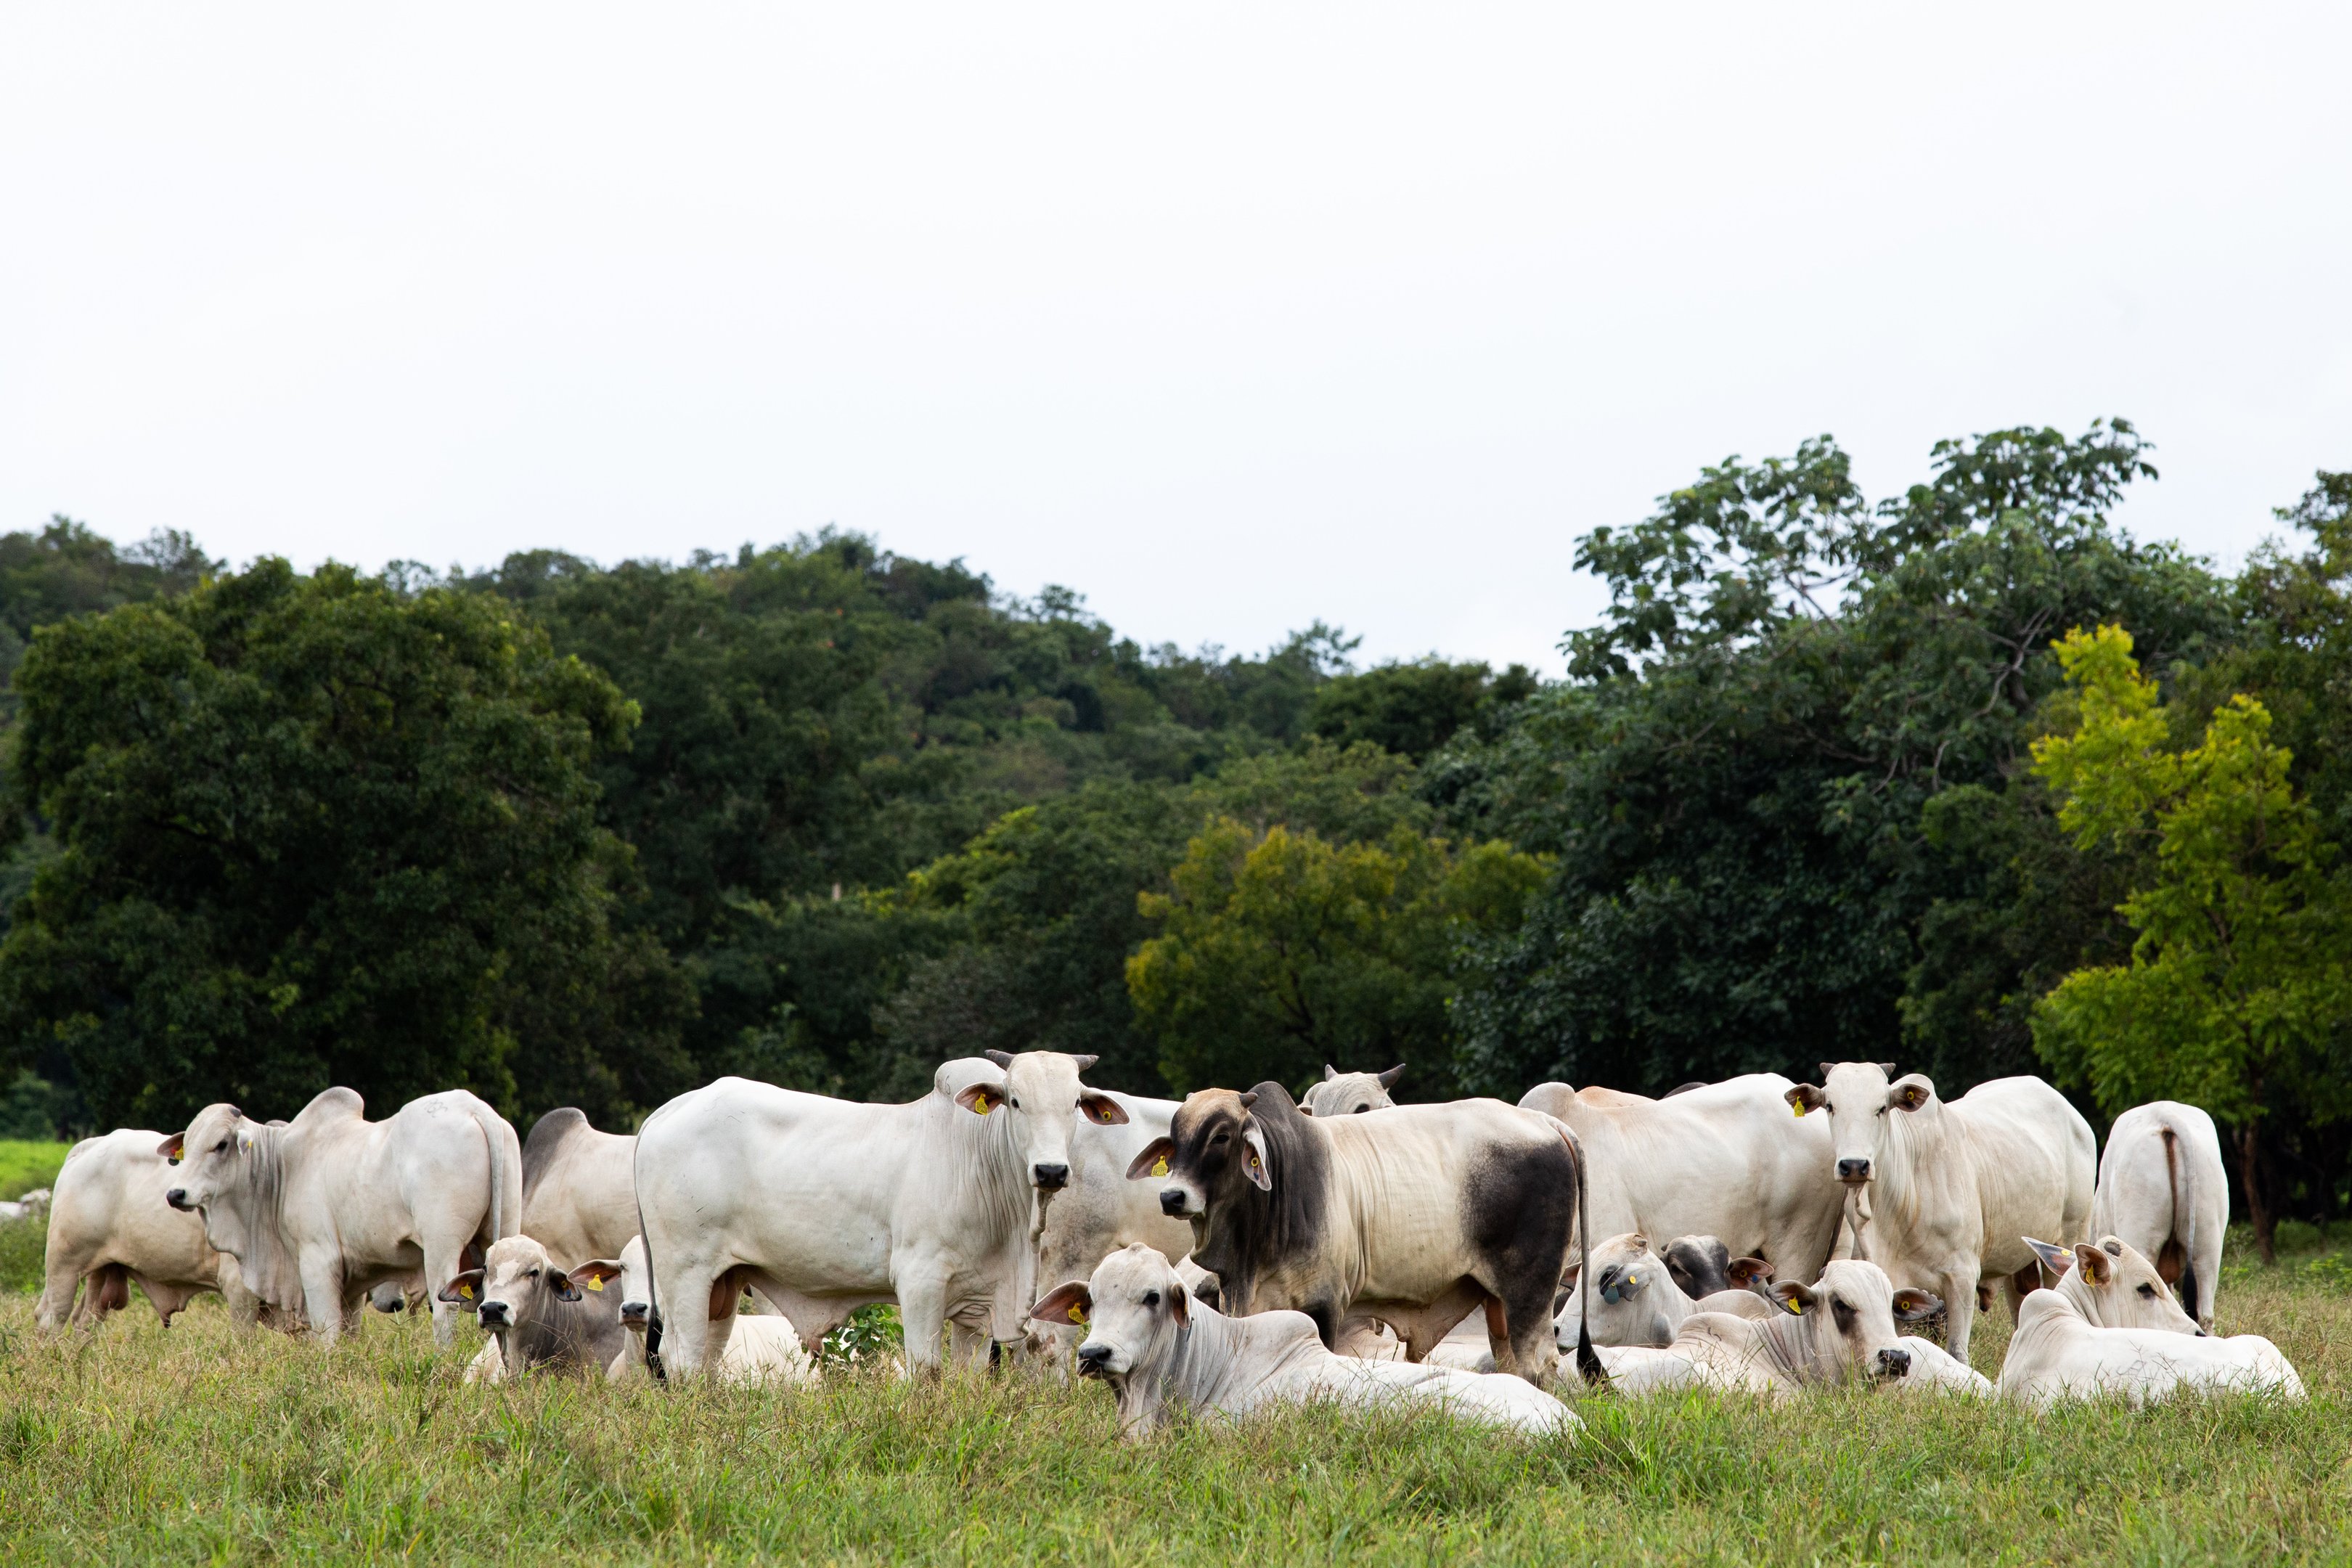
left=4, top=6, right=2347, bottom=674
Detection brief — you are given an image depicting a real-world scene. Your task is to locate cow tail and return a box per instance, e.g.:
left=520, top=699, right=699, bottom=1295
left=634, top=1115, right=666, bottom=1385
left=465, top=1098, right=513, bottom=1244
left=2160, top=1124, right=2195, bottom=1319
left=1559, top=1122, right=1606, bottom=1388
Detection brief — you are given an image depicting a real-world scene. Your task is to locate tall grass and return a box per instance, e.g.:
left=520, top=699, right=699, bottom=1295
left=2, top=1233, right=2348, bottom=1564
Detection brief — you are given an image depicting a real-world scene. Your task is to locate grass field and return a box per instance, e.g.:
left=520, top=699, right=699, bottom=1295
left=1, top=1227, right=2348, bottom=1565
left=0, top=1138, right=70, bottom=1201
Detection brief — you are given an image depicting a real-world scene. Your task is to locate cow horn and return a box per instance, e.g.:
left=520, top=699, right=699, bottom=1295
left=983, top=1050, right=1015, bottom=1070
left=1237, top=1092, right=1258, bottom=1110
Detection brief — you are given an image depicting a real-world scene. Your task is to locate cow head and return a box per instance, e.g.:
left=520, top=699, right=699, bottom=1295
left=1658, top=1234, right=1735, bottom=1299
left=1768, top=1259, right=1940, bottom=1384
left=1300, top=1063, right=1405, bottom=1117
left=441, top=1235, right=583, bottom=1331
left=1784, top=1062, right=1931, bottom=1187
left=2025, top=1235, right=2201, bottom=1334
left=1556, top=1233, right=1679, bottom=1349
left=160, top=1103, right=268, bottom=1244
left=1124, top=1087, right=1270, bottom=1222
left=1031, top=1244, right=1192, bottom=1439
left=949, top=1050, right=1128, bottom=1193
left=576, top=1235, right=648, bottom=1337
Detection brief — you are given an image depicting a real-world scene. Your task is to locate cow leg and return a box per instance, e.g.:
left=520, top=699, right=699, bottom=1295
left=1939, top=1265, right=1980, bottom=1369
left=301, top=1254, right=348, bottom=1347
left=896, top=1273, right=950, bottom=1377
left=34, top=1249, right=91, bottom=1333
left=650, top=1256, right=726, bottom=1381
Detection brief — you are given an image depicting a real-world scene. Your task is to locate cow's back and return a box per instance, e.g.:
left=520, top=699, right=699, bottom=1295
left=520, top=1109, right=638, bottom=1267
left=49, top=1130, right=216, bottom=1282
left=1946, top=1077, right=2095, bottom=1269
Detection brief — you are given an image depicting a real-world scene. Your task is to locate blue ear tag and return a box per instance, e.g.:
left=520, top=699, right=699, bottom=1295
left=1601, top=1284, right=1622, bottom=1304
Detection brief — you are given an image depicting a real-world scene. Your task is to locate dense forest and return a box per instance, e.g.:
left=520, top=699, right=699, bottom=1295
left=3, top=422, right=2347, bottom=1249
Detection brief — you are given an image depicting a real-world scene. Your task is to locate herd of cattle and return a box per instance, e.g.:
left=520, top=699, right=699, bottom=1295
left=14, top=1053, right=2311, bottom=1438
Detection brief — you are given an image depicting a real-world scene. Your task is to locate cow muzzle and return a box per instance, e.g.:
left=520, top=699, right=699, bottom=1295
left=1074, top=1342, right=1114, bottom=1379
left=478, top=1301, right=513, bottom=1328
left=165, top=1188, right=195, bottom=1212
left=1836, top=1158, right=1872, bottom=1185
left=1159, top=1188, right=1193, bottom=1217
left=1874, top=1345, right=1911, bottom=1379
left=1032, top=1162, right=1069, bottom=1191
left=620, top=1301, right=650, bottom=1327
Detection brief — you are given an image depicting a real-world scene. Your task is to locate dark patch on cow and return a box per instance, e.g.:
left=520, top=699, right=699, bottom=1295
left=1171, top=1084, right=1333, bottom=1328
left=520, top=1107, right=589, bottom=1205
left=1660, top=1236, right=1734, bottom=1299
left=1458, top=1133, right=1579, bottom=1358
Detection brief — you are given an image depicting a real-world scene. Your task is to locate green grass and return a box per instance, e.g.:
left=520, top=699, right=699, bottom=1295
left=0, top=1138, right=70, bottom=1201
left=2, top=1233, right=2348, bottom=1565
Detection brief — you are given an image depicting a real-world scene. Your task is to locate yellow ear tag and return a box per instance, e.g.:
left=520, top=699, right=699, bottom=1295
left=1793, top=1103, right=1805, bottom=1117
left=1067, top=1304, right=1086, bottom=1325
left=458, top=1283, right=475, bottom=1300
left=973, top=1092, right=989, bottom=1114
left=1152, top=1157, right=1169, bottom=1177
left=1786, top=1299, right=1801, bottom=1314
left=584, top=1276, right=603, bottom=1292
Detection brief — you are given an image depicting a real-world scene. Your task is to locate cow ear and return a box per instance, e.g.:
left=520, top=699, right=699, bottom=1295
left=2023, top=1236, right=2073, bottom=1281
left=1377, top=1063, right=1407, bottom=1089
left=1241, top=1126, right=1273, bottom=1191
left=1784, top=1084, right=1826, bottom=1117
left=438, top=1269, right=486, bottom=1310
left=2073, top=1242, right=2114, bottom=1286
left=1875, top=1062, right=1897, bottom=1077
left=1069, top=1053, right=1099, bottom=1072
left=1169, top=1281, right=1190, bottom=1328
left=1887, top=1074, right=1932, bottom=1112
left=2100, top=1236, right=2125, bottom=1257
left=1771, top=1281, right=1817, bottom=1317
left=1891, top=1289, right=1943, bottom=1324
left=549, top=1269, right=582, bottom=1304
left=1031, top=1281, right=1093, bottom=1327
left=158, top=1133, right=184, bottom=1162
left=1816, top=1063, right=1837, bottom=1083
left=1079, top=1093, right=1129, bottom=1127
left=1726, top=1257, right=1772, bottom=1290
left=955, top=1080, right=1009, bottom=1116
left=572, top=1259, right=622, bottom=1293
left=982, top=1050, right=1015, bottom=1070
left=1124, top=1138, right=1176, bottom=1182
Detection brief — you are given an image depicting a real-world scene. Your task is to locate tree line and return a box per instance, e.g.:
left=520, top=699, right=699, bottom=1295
left=1, top=428, right=2346, bottom=1254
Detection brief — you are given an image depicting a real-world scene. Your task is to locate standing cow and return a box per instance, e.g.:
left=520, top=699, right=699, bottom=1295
left=1520, top=1075, right=1847, bottom=1283
left=631, top=1050, right=1127, bottom=1380
left=36, top=1129, right=271, bottom=1332
left=1131, top=1082, right=1596, bottom=1386
left=2091, top=1101, right=2229, bottom=1332
left=1786, top=1063, right=2094, bottom=1367
left=519, top=1108, right=639, bottom=1269
left=1028, top=1087, right=1199, bottom=1364
left=162, top=1087, right=522, bottom=1347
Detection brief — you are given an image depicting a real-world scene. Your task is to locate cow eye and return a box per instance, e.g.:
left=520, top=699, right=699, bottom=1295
left=1354, top=1104, right=1370, bottom=1114
left=2137, top=1283, right=2157, bottom=1297
left=1142, top=1290, right=1160, bottom=1307
left=1008, top=1096, right=1021, bottom=1109
left=213, top=1139, right=229, bottom=1153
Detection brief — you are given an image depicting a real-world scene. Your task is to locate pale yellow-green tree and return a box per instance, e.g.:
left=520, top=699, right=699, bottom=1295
left=1126, top=819, right=1548, bottom=1098
left=2030, top=624, right=2352, bottom=1259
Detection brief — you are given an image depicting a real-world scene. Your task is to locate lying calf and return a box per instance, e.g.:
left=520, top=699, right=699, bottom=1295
left=1997, top=1237, right=2303, bottom=1410
left=0, top=1186, right=50, bottom=1223
left=1553, top=1233, right=1776, bottom=1351
left=1593, top=1260, right=1940, bottom=1400
left=599, top=1236, right=817, bottom=1388
left=1033, top=1244, right=1578, bottom=1440
left=441, top=1236, right=624, bottom=1384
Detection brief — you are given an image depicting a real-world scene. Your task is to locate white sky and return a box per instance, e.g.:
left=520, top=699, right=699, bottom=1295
left=4, top=6, right=2348, bottom=674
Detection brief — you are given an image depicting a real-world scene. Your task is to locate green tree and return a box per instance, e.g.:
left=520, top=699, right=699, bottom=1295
left=1307, top=658, right=1536, bottom=761
left=0, top=559, right=690, bottom=1127
left=1127, top=819, right=1548, bottom=1097
left=2030, top=624, right=2352, bottom=1259
left=0, top=518, right=216, bottom=714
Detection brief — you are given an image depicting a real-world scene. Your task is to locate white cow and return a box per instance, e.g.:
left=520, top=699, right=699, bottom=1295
left=1520, top=1076, right=1847, bottom=1284
left=2092, top=1102, right=2229, bottom=1332
left=443, top=1234, right=627, bottom=1384
left=1787, top=1063, right=2094, bottom=1366
left=518, top=1108, right=638, bottom=1269
left=1998, top=1236, right=2303, bottom=1409
left=631, top=1050, right=1126, bottom=1379
left=0, top=1186, right=50, bottom=1222
left=35, top=1130, right=271, bottom=1331
left=592, top=1236, right=819, bottom=1388
left=1032, top=1244, right=1577, bottom=1439
left=1300, top=1063, right=1406, bottom=1118
left=1591, top=1260, right=1941, bottom=1400
left=162, top=1087, right=522, bottom=1347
